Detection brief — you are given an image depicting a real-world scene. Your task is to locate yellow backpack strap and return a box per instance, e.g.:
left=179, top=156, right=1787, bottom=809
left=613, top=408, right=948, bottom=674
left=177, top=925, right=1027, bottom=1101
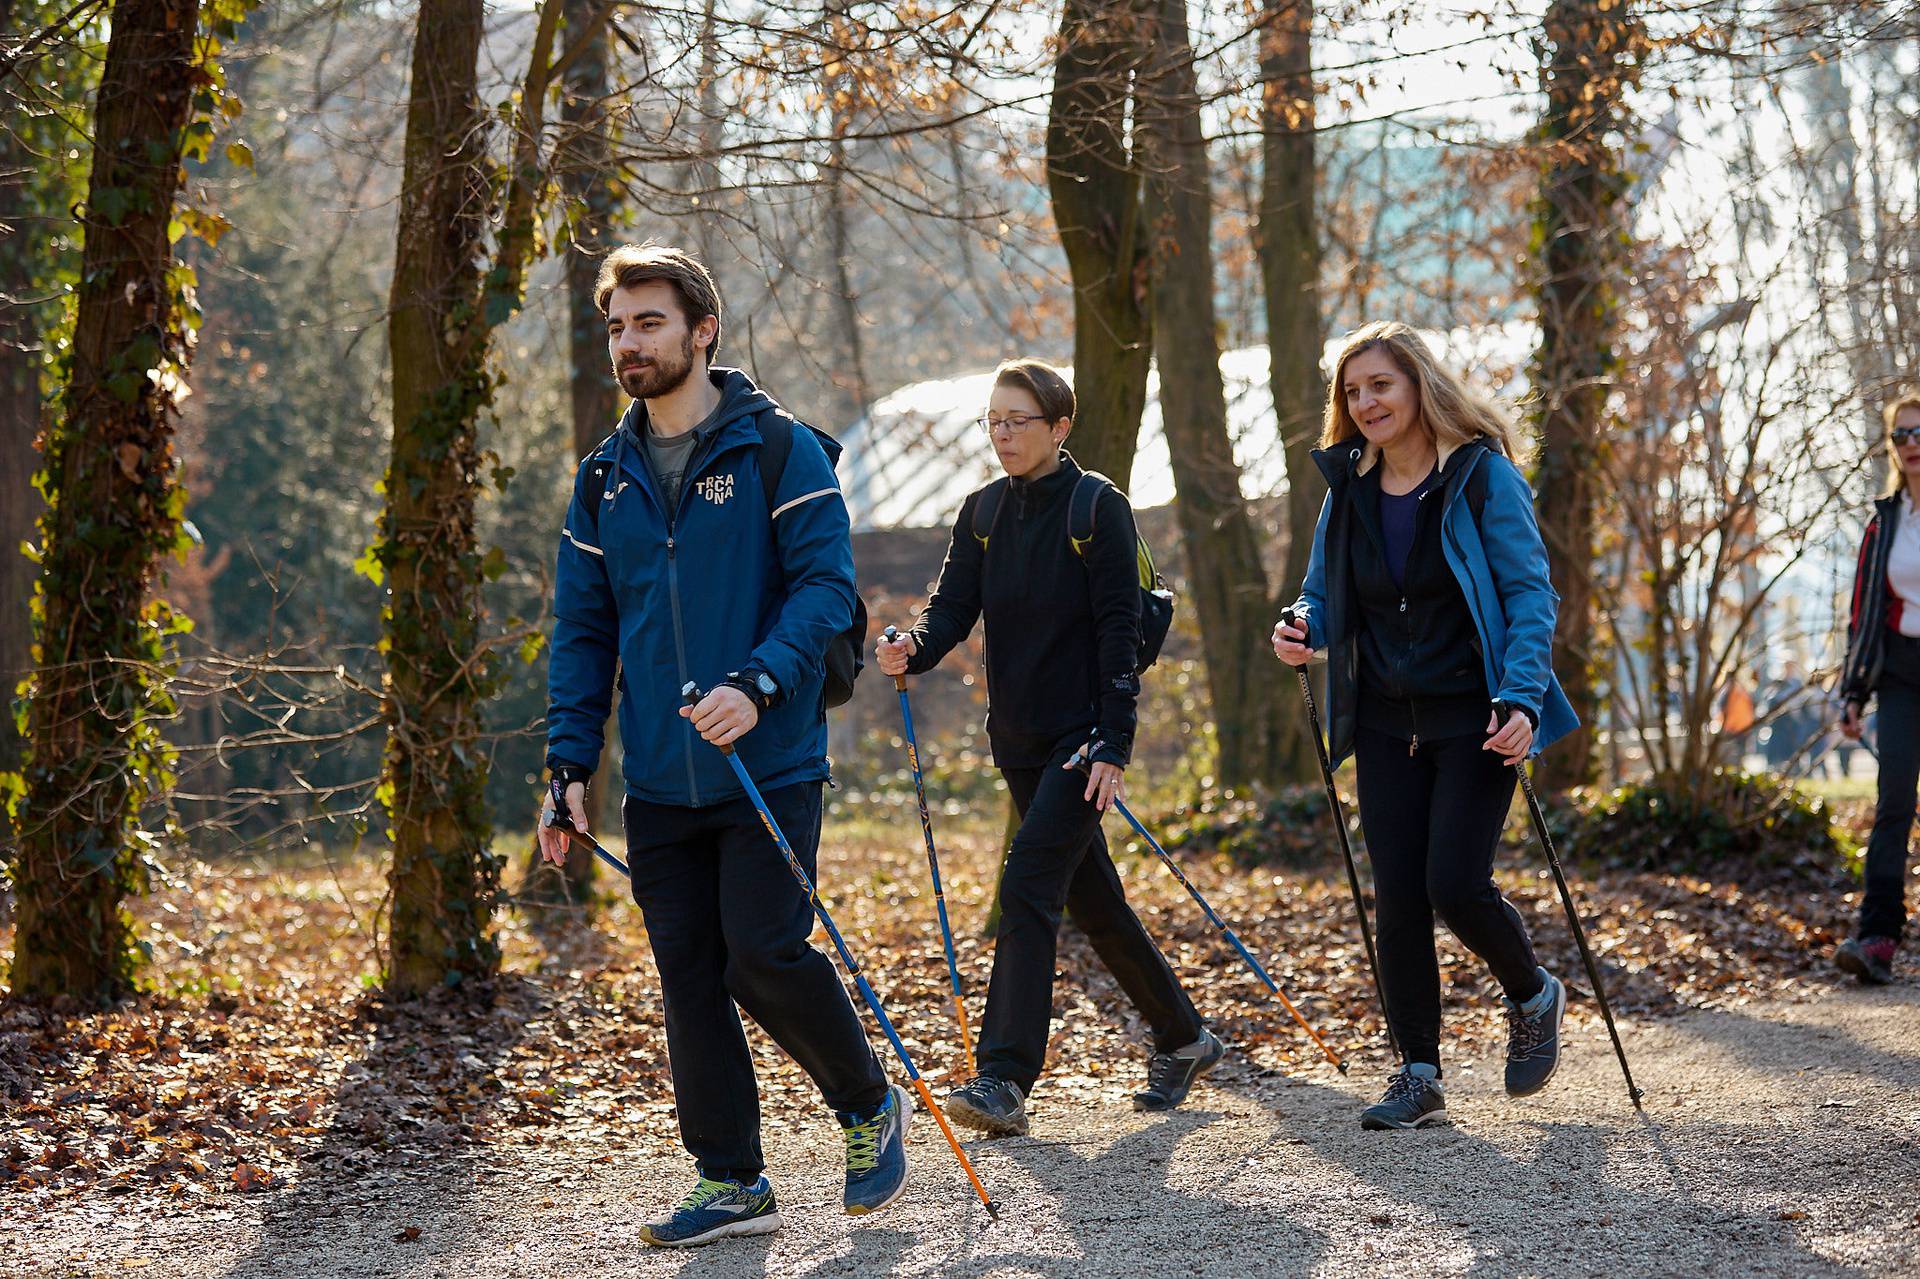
left=1068, top=471, right=1108, bottom=560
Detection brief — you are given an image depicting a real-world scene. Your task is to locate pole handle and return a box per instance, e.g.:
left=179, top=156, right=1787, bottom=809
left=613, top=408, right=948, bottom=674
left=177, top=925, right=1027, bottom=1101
left=882, top=625, right=908, bottom=691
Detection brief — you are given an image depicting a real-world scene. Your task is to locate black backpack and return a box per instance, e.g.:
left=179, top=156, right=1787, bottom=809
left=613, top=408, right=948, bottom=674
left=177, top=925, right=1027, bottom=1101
left=971, top=471, right=1174, bottom=673
left=756, top=414, right=867, bottom=707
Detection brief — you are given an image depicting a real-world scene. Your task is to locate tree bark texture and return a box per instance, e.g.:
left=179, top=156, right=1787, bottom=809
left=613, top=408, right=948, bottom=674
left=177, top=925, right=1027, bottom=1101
left=1256, top=0, right=1320, bottom=784
left=1141, top=0, right=1291, bottom=793
left=1530, top=0, right=1638, bottom=792
left=1045, top=0, right=1152, bottom=491
left=12, top=0, right=201, bottom=1002
left=380, top=0, right=498, bottom=993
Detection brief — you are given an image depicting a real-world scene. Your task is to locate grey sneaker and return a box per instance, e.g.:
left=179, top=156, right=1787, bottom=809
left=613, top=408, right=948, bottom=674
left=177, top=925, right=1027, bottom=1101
left=946, top=1075, right=1028, bottom=1137
left=1503, top=968, right=1565, bottom=1098
left=1134, top=1027, right=1226, bottom=1112
left=1359, top=1066, right=1448, bottom=1131
left=1836, top=936, right=1897, bottom=985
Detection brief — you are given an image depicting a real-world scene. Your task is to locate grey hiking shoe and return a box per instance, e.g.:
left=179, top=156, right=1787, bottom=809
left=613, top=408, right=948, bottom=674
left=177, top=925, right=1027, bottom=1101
left=1836, top=936, right=1897, bottom=985
left=1503, top=967, right=1565, bottom=1097
left=1134, top=1027, right=1226, bottom=1112
left=1359, top=1066, right=1448, bottom=1131
left=946, top=1074, right=1027, bottom=1137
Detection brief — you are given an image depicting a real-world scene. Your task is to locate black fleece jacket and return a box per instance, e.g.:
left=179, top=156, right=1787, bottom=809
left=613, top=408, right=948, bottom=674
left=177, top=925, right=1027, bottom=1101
left=905, top=452, right=1140, bottom=769
left=1348, top=461, right=1487, bottom=744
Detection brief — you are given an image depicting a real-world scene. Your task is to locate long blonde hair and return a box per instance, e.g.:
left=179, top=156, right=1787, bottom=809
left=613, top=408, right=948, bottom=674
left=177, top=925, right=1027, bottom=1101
left=1882, top=390, right=1920, bottom=499
left=1321, top=321, right=1518, bottom=458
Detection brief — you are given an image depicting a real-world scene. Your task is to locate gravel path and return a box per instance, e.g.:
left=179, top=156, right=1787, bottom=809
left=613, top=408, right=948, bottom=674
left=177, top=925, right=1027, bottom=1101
left=10, top=982, right=1919, bottom=1278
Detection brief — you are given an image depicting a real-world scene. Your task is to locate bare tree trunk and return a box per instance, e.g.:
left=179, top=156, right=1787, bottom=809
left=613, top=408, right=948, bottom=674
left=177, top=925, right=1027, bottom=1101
left=820, top=0, right=870, bottom=428
left=1256, top=0, right=1320, bottom=784
left=522, top=0, right=615, bottom=908
left=380, top=0, right=498, bottom=993
left=1141, top=0, right=1290, bottom=793
left=1045, top=0, right=1152, bottom=490
left=12, top=0, right=201, bottom=1002
left=1529, top=0, right=1638, bottom=793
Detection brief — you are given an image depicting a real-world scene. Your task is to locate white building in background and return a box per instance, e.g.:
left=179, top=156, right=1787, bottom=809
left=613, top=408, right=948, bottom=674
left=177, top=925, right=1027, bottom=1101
left=839, top=328, right=1531, bottom=531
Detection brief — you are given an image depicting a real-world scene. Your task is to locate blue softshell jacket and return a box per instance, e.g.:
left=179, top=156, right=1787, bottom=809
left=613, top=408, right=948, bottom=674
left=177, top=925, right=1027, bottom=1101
left=545, top=367, right=856, bottom=806
left=1290, top=435, right=1580, bottom=767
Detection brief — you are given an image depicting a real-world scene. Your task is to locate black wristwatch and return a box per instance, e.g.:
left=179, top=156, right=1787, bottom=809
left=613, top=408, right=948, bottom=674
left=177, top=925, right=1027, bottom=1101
left=724, top=668, right=780, bottom=711
left=548, top=761, right=592, bottom=789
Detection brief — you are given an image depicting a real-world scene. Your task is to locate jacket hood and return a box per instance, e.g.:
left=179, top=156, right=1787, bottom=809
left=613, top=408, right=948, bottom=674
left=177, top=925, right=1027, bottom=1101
left=617, top=365, right=783, bottom=446
left=1311, top=433, right=1496, bottom=486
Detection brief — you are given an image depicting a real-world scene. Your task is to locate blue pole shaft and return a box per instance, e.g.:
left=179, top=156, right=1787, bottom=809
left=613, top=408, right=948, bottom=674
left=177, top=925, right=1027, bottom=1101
left=1104, top=789, right=1347, bottom=1071
left=895, top=682, right=976, bottom=1071
left=710, top=741, right=1001, bottom=1216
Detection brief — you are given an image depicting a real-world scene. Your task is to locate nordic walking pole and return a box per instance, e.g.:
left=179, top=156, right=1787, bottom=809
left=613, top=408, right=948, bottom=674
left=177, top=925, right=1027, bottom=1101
left=681, top=684, right=1002, bottom=1219
left=882, top=625, right=977, bottom=1074
left=1276, top=608, right=1399, bottom=1061
left=1513, top=759, right=1644, bottom=1109
left=1067, top=750, right=1348, bottom=1073
left=544, top=778, right=632, bottom=876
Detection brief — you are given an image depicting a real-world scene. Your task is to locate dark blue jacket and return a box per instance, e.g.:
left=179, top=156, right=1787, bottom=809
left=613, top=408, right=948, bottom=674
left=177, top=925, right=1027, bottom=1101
left=1291, top=436, right=1578, bottom=767
left=545, top=368, right=856, bottom=805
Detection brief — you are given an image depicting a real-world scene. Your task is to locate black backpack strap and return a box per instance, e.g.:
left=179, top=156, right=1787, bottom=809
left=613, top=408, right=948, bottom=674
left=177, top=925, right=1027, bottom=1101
left=756, top=414, right=795, bottom=514
left=1464, top=450, right=1492, bottom=525
left=971, top=477, right=1010, bottom=548
left=1068, top=471, right=1110, bottom=559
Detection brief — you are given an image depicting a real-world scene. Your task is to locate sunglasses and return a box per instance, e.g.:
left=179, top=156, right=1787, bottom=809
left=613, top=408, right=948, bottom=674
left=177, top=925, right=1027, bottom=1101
left=1893, top=427, right=1920, bottom=446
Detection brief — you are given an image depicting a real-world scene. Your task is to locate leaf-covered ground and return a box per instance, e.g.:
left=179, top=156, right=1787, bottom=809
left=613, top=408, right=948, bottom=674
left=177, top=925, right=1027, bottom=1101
left=0, top=799, right=1872, bottom=1216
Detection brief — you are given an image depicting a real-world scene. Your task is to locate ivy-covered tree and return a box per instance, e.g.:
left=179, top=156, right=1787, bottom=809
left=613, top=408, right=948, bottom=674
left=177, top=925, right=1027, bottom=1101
left=10, top=0, right=240, bottom=1001
left=0, top=2, right=104, bottom=863
left=374, top=0, right=607, bottom=992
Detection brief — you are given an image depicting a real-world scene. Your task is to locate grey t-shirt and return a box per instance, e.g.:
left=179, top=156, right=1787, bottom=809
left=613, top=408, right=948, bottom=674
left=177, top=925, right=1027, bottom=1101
left=644, top=404, right=722, bottom=510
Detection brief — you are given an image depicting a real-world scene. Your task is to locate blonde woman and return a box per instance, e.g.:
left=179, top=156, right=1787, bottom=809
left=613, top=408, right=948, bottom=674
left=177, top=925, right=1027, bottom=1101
left=1272, top=322, right=1578, bottom=1130
left=1834, top=389, right=1920, bottom=984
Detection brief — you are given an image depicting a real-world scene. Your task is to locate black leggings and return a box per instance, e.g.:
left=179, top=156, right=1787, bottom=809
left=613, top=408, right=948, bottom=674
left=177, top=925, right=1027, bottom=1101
left=1860, top=634, right=1920, bottom=942
left=976, top=737, right=1204, bottom=1094
left=1355, top=725, right=1543, bottom=1069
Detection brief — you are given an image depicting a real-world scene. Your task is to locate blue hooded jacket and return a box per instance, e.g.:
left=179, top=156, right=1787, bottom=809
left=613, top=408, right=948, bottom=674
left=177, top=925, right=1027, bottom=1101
left=545, top=368, right=856, bottom=806
left=1290, top=436, right=1579, bottom=767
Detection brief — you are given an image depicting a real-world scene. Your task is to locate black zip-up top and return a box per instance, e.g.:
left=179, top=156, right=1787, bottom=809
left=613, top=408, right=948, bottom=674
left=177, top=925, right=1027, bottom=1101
left=905, top=452, right=1141, bottom=768
left=1841, top=492, right=1907, bottom=708
left=1310, top=437, right=1496, bottom=755
left=1349, top=459, right=1487, bottom=747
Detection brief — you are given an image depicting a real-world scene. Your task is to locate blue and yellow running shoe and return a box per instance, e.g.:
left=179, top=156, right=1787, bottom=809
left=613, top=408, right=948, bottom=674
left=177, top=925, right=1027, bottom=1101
left=638, top=1175, right=782, bottom=1248
left=838, top=1081, right=912, bottom=1214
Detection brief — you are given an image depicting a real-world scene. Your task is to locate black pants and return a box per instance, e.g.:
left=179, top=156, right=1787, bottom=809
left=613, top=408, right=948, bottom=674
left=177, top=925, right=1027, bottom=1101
left=1355, top=725, right=1543, bottom=1069
left=977, top=737, right=1204, bottom=1094
left=624, top=783, right=887, bottom=1180
left=1860, top=634, right=1920, bottom=942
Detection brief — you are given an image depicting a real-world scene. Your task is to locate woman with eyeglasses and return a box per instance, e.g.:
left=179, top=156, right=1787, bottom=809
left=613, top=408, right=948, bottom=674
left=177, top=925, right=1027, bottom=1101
left=875, top=357, right=1219, bottom=1137
left=1834, top=390, right=1920, bottom=985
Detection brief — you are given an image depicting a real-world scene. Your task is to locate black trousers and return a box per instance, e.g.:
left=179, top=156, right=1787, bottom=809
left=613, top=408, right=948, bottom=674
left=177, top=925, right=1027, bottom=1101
left=623, top=783, right=887, bottom=1180
left=977, top=737, right=1204, bottom=1094
left=1860, top=634, right=1920, bottom=942
left=1354, top=725, right=1543, bottom=1069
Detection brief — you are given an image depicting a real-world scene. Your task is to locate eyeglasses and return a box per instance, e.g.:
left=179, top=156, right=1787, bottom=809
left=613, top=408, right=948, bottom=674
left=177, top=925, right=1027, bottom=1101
left=977, top=413, right=1049, bottom=436
left=1892, top=427, right=1920, bottom=446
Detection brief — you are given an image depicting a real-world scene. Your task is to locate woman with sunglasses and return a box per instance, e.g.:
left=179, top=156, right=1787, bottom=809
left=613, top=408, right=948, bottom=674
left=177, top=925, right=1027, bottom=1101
left=875, top=358, right=1219, bottom=1137
left=1835, top=391, right=1920, bottom=984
